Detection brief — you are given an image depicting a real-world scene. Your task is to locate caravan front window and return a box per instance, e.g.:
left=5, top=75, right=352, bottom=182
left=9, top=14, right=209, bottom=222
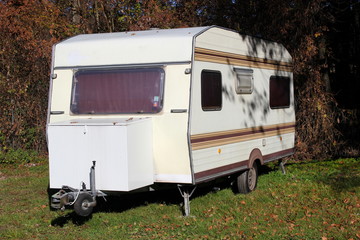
left=71, top=68, right=164, bottom=114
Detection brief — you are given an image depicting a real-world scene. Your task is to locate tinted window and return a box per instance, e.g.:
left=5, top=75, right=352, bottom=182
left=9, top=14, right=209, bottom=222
left=269, top=76, right=290, bottom=108
left=201, top=70, right=222, bottom=111
left=71, top=68, right=164, bottom=114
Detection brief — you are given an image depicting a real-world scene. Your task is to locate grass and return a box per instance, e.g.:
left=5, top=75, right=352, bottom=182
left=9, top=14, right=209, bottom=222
left=0, top=158, right=359, bottom=239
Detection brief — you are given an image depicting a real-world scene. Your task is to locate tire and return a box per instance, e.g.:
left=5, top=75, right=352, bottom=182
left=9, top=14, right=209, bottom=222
left=74, top=193, right=94, bottom=217
left=234, top=162, right=258, bottom=194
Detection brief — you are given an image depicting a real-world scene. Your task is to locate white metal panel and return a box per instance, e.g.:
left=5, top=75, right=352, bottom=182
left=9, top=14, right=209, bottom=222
left=190, top=28, right=295, bottom=179
left=48, top=118, right=153, bottom=191
left=190, top=61, right=295, bottom=134
left=49, top=69, right=73, bottom=123
left=261, top=133, right=295, bottom=156
left=192, top=140, right=256, bottom=173
left=53, top=27, right=207, bottom=68
left=126, top=119, right=154, bottom=189
left=48, top=26, right=296, bottom=187
left=151, top=65, right=193, bottom=183
left=49, top=125, right=90, bottom=189
left=48, top=64, right=194, bottom=184
left=154, top=174, right=192, bottom=183
left=192, top=133, right=295, bottom=174
left=195, top=27, right=292, bottom=62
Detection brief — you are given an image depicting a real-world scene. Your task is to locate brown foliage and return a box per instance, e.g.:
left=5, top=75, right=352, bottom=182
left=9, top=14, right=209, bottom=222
left=0, top=0, right=358, bottom=160
left=173, top=0, right=348, bottom=160
left=0, top=0, right=73, bottom=151
left=55, top=0, right=185, bottom=33
left=127, top=0, right=183, bottom=31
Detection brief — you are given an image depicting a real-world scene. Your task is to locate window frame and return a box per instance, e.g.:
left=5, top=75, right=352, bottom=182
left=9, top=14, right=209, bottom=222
left=269, top=76, right=291, bottom=109
left=70, top=67, right=165, bottom=115
left=201, top=70, right=223, bottom=111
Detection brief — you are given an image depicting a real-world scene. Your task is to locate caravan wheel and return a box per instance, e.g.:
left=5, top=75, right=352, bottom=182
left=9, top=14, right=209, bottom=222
left=74, top=193, right=94, bottom=217
left=234, top=162, right=258, bottom=194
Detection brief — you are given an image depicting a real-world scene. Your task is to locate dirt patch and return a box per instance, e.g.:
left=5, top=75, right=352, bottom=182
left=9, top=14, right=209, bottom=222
left=0, top=171, right=6, bottom=180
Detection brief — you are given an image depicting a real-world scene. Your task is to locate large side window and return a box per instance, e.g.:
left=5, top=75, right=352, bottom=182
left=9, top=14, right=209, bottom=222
left=269, top=76, right=290, bottom=109
left=71, top=67, right=164, bottom=114
left=201, top=70, right=222, bottom=111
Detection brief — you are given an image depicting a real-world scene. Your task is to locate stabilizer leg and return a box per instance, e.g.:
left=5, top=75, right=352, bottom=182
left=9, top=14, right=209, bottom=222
left=177, top=185, right=197, bottom=217
left=279, top=159, right=287, bottom=175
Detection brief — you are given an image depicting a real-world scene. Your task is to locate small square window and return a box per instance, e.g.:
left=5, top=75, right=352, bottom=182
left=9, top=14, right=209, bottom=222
left=201, top=70, right=222, bottom=111
left=269, top=76, right=290, bottom=109
left=234, top=68, right=253, bottom=94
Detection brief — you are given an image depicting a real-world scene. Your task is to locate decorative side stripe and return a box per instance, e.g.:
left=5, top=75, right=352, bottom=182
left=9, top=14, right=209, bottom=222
left=194, top=148, right=295, bottom=183
left=191, top=123, right=295, bottom=150
left=263, top=148, right=295, bottom=162
left=194, top=161, right=248, bottom=182
left=194, top=47, right=293, bottom=72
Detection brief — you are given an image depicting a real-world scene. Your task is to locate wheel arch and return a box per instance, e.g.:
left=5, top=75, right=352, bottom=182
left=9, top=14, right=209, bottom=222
left=248, top=148, right=263, bottom=168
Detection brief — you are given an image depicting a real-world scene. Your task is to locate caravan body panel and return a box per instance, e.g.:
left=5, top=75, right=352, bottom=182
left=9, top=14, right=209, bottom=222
left=189, top=27, right=295, bottom=182
left=48, top=118, right=153, bottom=191
left=48, top=26, right=295, bottom=193
left=52, top=27, right=205, bottom=68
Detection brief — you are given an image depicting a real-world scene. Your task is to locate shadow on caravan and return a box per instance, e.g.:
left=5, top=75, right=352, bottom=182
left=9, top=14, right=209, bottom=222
left=47, top=26, right=295, bottom=217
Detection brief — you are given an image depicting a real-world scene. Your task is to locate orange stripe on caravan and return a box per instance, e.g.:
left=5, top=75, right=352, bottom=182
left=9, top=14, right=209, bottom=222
left=190, top=123, right=295, bottom=150
left=194, top=47, right=293, bottom=72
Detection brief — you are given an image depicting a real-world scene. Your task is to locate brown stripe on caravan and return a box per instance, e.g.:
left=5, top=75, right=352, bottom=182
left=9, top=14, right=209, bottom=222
left=194, top=47, right=293, bottom=72
left=263, top=148, right=295, bottom=163
left=191, top=123, right=295, bottom=150
left=194, top=148, right=295, bottom=183
left=194, top=161, right=248, bottom=182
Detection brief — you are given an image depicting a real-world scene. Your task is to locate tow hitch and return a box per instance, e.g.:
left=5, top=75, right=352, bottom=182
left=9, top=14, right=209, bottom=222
left=51, top=161, right=106, bottom=216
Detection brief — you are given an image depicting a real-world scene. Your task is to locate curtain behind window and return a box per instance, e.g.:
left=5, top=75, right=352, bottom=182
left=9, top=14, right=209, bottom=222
left=71, top=68, right=164, bottom=114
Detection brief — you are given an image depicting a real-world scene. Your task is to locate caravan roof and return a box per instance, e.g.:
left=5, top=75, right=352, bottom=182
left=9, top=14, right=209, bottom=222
left=53, top=27, right=207, bottom=68
left=53, top=26, right=292, bottom=68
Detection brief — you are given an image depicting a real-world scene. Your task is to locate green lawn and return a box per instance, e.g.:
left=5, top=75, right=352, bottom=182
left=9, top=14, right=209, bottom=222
left=0, top=158, right=359, bottom=239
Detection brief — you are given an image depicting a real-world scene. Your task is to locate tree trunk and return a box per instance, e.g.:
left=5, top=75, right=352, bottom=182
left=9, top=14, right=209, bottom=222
left=72, top=0, right=81, bottom=25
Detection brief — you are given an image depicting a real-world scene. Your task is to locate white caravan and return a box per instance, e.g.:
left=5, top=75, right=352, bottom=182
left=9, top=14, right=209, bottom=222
left=47, top=26, right=295, bottom=216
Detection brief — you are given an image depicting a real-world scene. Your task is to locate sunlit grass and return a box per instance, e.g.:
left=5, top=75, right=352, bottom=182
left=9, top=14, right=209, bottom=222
left=0, top=158, right=359, bottom=239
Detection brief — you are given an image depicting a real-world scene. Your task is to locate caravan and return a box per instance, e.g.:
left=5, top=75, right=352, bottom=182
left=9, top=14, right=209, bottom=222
left=47, top=26, right=295, bottom=216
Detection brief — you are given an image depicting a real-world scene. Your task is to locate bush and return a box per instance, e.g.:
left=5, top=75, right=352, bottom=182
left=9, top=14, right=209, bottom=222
left=0, top=148, right=43, bottom=164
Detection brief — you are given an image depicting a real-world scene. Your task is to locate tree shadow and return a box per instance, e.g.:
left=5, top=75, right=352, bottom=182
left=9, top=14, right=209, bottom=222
left=320, top=172, right=360, bottom=192
left=49, top=173, right=293, bottom=224
left=313, top=160, right=360, bottom=192
left=50, top=189, right=182, bottom=227
left=51, top=212, right=92, bottom=227
left=95, top=164, right=279, bottom=213
left=282, top=158, right=360, bottom=192
left=94, top=188, right=183, bottom=214
left=258, top=164, right=277, bottom=175
left=93, top=182, right=235, bottom=215
left=49, top=164, right=283, bottom=225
